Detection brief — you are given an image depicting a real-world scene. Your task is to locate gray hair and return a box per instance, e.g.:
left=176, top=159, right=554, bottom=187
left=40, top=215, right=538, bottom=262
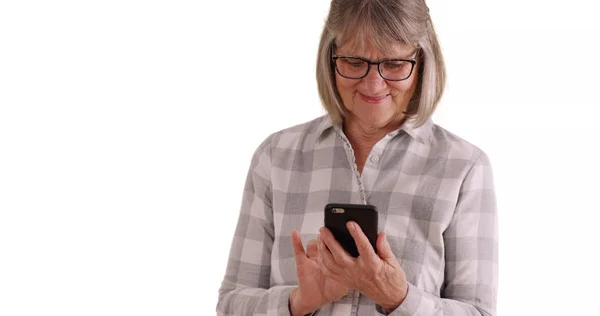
left=316, top=0, right=446, bottom=127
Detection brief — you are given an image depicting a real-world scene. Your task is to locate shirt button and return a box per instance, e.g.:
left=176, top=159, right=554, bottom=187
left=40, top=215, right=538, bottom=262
left=370, top=155, right=380, bottom=163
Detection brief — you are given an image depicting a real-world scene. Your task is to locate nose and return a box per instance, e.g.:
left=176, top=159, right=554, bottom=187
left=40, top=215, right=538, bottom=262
left=361, top=64, right=387, bottom=90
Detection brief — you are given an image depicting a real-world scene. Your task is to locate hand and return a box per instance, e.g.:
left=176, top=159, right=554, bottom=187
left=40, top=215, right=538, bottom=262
left=317, top=222, right=408, bottom=311
left=290, top=230, right=349, bottom=316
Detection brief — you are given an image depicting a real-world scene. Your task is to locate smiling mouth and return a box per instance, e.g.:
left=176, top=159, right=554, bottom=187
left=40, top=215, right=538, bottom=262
left=360, top=93, right=389, bottom=104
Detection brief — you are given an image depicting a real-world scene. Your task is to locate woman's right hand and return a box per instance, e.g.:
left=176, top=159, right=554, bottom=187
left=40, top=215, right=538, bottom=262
left=290, top=230, right=349, bottom=316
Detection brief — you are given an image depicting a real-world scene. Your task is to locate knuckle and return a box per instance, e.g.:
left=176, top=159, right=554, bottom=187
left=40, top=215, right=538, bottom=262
left=339, top=256, right=352, bottom=266
left=368, top=262, right=382, bottom=276
left=359, top=260, right=377, bottom=276
left=333, top=253, right=347, bottom=265
left=368, top=266, right=379, bottom=276
left=358, top=242, right=371, bottom=253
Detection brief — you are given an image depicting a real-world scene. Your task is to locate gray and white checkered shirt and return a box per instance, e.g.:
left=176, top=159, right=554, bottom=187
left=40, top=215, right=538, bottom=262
left=217, top=115, right=498, bottom=316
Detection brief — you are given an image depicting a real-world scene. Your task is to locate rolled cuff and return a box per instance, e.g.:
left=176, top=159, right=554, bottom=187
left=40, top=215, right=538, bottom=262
left=375, top=283, right=435, bottom=316
left=272, top=286, right=297, bottom=316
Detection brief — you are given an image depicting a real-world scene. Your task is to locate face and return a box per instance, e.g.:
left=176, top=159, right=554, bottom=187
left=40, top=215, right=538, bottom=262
left=334, top=41, right=419, bottom=131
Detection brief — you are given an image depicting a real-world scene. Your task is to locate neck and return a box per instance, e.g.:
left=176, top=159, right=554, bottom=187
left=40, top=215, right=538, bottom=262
left=342, top=116, right=406, bottom=174
left=342, top=116, right=405, bottom=148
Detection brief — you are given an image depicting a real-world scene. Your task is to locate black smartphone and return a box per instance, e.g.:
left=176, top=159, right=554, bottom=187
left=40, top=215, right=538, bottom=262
left=324, top=203, right=378, bottom=258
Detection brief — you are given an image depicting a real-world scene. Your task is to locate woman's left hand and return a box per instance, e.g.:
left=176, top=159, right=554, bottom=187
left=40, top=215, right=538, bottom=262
left=317, top=222, right=408, bottom=311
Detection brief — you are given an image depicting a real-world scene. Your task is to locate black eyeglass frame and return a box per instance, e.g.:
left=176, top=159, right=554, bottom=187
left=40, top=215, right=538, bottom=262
left=331, top=52, right=418, bottom=82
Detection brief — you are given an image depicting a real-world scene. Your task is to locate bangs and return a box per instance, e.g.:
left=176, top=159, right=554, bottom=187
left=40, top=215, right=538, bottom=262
left=329, top=0, right=426, bottom=55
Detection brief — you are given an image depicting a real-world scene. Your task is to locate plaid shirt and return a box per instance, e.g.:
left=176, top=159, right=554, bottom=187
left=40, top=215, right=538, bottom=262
left=217, top=115, right=498, bottom=316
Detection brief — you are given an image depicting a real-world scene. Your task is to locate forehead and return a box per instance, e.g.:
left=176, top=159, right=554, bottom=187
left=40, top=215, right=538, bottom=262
left=335, top=39, right=416, bottom=58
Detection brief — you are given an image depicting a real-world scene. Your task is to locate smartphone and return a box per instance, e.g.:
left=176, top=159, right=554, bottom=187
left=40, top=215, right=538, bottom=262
left=324, top=203, right=378, bottom=258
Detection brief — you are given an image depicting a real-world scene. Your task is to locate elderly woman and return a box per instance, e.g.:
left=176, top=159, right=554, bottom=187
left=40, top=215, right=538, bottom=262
left=217, top=0, right=497, bottom=315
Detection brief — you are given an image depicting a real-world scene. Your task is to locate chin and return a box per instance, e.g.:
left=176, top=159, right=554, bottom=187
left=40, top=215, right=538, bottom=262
left=359, top=108, right=397, bottom=125
left=359, top=114, right=395, bottom=128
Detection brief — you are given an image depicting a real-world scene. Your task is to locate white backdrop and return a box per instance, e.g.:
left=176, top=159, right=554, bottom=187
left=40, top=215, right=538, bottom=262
left=1, top=1, right=599, bottom=315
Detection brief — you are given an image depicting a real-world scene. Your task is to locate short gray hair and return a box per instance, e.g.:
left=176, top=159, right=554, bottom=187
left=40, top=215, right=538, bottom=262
left=316, top=0, right=446, bottom=127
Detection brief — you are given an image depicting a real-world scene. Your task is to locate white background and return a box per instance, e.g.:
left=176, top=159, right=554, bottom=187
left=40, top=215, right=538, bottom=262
left=1, top=0, right=599, bottom=315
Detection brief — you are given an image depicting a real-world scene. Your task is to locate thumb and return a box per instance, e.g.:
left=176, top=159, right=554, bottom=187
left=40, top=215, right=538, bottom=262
left=376, top=232, right=396, bottom=263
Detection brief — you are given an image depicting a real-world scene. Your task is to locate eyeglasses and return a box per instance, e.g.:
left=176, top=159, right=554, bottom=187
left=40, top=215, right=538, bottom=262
left=331, top=55, right=417, bottom=81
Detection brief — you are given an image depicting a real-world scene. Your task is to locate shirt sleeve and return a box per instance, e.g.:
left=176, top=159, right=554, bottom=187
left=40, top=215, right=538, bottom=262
left=216, top=135, right=297, bottom=316
left=378, top=151, right=498, bottom=316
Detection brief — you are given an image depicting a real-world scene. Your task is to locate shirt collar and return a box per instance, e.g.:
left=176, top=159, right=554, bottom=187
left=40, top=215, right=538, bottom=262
left=396, top=117, right=434, bottom=144
left=316, top=115, right=434, bottom=144
left=315, top=115, right=334, bottom=137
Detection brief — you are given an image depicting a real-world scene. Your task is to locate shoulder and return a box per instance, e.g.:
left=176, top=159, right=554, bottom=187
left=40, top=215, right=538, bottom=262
left=248, top=115, right=329, bottom=164
left=257, top=115, right=330, bottom=153
left=428, top=123, right=489, bottom=165
left=423, top=123, right=494, bottom=180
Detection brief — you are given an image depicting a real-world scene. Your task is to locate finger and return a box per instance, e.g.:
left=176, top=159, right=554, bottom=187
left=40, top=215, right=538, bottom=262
left=346, top=221, right=377, bottom=259
left=291, top=230, right=307, bottom=264
left=318, top=233, right=342, bottom=274
left=306, top=238, right=318, bottom=258
left=376, top=232, right=397, bottom=264
left=319, top=227, right=353, bottom=265
left=318, top=251, right=338, bottom=278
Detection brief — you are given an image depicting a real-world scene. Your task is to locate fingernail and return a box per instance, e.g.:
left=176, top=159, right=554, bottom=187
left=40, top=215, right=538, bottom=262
left=348, top=222, right=355, bottom=230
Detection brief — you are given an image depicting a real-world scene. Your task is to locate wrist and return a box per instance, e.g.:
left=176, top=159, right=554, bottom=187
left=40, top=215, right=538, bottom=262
left=378, top=285, right=408, bottom=312
left=289, top=288, right=316, bottom=316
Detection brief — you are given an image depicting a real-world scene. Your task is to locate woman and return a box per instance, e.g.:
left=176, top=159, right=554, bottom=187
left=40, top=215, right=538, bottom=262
left=217, top=0, right=497, bottom=315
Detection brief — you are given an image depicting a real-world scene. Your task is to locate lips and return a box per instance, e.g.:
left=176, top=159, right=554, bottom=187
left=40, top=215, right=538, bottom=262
left=360, top=93, right=388, bottom=104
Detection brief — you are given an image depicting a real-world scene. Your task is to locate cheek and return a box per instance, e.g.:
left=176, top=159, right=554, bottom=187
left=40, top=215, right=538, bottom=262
left=335, top=72, right=359, bottom=87
left=335, top=77, right=357, bottom=97
left=390, top=77, right=417, bottom=96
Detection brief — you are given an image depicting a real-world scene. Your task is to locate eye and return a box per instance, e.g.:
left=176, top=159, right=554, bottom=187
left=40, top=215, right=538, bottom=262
left=340, top=58, right=365, bottom=68
left=382, top=61, right=408, bottom=70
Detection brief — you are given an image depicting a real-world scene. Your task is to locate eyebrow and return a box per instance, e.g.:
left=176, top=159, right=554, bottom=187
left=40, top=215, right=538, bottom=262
left=334, top=48, right=418, bottom=60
